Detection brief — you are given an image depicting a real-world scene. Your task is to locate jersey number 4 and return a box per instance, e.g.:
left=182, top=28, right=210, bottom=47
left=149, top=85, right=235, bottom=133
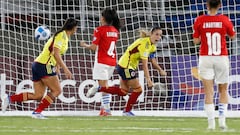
left=206, top=32, right=221, bottom=55
left=107, top=41, right=116, bottom=58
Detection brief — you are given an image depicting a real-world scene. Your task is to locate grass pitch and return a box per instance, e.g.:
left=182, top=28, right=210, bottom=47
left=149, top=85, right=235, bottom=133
left=0, top=116, right=239, bottom=135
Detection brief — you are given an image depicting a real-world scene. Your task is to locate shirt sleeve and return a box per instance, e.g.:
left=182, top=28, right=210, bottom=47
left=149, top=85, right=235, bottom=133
left=92, top=28, right=101, bottom=45
left=54, top=32, right=64, bottom=49
left=193, top=17, right=200, bottom=38
left=138, top=41, right=149, bottom=60
left=149, top=45, right=157, bottom=59
left=225, top=18, right=236, bottom=37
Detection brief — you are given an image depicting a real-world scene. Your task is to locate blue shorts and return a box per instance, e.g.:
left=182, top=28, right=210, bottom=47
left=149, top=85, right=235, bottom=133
left=116, top=65, right=137, bottom=80
left=32, top=62, right=57, bottom=81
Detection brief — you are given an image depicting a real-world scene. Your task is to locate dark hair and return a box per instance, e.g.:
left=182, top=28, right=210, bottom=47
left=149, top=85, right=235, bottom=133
left=101, top=8, right=121, bottom=31
left=207, top=0, right=221, bottom=9
left=53, top=18, right=78, bottom=39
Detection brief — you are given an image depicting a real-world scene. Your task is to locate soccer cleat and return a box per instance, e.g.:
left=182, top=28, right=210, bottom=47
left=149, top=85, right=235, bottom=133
left=32, top=112, right=48, bottom=119
left=218, top=117, right=227, bottom=130
left=207, top=118, right=215, bottom=130
left=86, top=84, right=99, bottom=97
left=1, top=95, right=10, bottom=113
left=99, top=108, right=112, bottom=116
left=122, top=111, right=135, bottom=116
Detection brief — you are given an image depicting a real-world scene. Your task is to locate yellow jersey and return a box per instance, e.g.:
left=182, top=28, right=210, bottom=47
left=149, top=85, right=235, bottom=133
left=35, top=31, right=69, bottom=66
left=118, top=37, right=156, bottom=69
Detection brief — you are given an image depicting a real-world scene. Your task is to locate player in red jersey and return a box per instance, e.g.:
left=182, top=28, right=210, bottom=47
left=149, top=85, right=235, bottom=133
left=193, top=0, right=235, bottom=130
left=80, top=8, right=121, bottom=116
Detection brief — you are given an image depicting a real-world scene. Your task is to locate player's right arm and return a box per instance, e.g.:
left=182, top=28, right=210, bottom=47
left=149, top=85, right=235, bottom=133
left=193, top=17, right=201, bottom=45
left=80, top=41, right=97, bottom=51
left=80, top=27, right=100, bottom=51
left=138, top=41, right=153, bottom=88
left=53, top=47, right=72, bottom=79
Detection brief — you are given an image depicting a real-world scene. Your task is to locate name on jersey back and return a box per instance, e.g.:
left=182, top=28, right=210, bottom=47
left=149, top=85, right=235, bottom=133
left=107, top=32, right=118, bottom=37
left=203, top=22, right=222, bottom=28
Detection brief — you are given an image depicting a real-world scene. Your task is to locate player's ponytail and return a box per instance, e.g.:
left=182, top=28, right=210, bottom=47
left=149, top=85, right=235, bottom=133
left=139, top=29, right=150, bottom=38
left=102, top=8, right=121, bottom=31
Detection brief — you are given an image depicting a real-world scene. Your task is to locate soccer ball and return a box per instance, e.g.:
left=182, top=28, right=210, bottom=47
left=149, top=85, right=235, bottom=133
left=34, top=25, right=51, bottom=40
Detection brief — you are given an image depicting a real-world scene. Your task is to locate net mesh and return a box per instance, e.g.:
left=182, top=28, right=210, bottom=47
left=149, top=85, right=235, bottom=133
left=0, top=0, right=239, bottom=115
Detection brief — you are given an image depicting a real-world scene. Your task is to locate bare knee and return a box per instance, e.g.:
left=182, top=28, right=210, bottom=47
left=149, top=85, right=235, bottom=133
left=51, top=89, right=61, bottom=97
left=133, top=86, right=142, bottom=93
left=28, top=92, right=44, bottom=100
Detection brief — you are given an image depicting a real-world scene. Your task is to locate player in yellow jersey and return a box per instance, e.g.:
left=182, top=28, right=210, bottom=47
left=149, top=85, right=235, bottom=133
left=87, top=26, right=167, bottom=116
left=1, top=18, right=78, bottom=119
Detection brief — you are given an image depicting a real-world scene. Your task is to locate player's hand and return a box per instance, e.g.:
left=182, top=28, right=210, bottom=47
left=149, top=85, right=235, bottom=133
left=147, top=78, right=154, bottom=88
left=56, top=65, right=61, bottom=74
left=64, top=68, right=73, bottom=79
left=160, top=69, right=167, bottom=76
left=80, top=41, right=86, bottom=47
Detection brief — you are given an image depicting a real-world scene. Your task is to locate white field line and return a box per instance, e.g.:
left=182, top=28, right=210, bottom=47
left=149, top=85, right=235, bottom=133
left=0, top=126, right=238, bottom=133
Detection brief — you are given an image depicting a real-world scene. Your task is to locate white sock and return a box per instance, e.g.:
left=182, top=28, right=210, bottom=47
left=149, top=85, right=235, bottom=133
left=218, top=103, right=227, bottom=117
left=218, top=103, right=228, bottom=128
left=101, top=94, right=111, bottom=112
left=205, top=104, right=215, bottom=129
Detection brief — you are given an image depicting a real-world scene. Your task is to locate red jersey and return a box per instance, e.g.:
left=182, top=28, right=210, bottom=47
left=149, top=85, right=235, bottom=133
left=92, top=25, right=119, bottom=66
left=193, top=14, right=235, bottom=56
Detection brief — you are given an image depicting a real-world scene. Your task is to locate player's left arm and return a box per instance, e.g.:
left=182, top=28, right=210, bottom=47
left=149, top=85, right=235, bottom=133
left=149, top=52, right=167, bottom=76
left=226, top=18, right=236, bottom=40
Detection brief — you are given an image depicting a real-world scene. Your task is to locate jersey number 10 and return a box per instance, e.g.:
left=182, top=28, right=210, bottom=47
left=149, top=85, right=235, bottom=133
left=206, top=32, right=221, bottom=55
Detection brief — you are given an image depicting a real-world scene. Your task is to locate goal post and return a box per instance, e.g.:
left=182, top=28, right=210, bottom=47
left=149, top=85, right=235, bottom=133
left=0, top=0, right=240, bottom=117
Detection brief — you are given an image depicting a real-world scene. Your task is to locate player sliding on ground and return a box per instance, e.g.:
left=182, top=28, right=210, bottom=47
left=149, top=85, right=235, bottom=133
left=1, top=18, right=78, bottom=119
left=193, top=0, right=236, bottom=130
left=87, top=27, right=167, bottom=116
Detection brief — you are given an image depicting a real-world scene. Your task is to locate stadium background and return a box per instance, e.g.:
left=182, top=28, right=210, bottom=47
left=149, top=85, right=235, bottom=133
left=0, top=0, right=240, bottom=116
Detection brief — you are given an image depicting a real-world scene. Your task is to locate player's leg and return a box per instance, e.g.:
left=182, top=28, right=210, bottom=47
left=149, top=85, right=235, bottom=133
left=97, top=65, right=130, bottom=96
left=33, top=75, right=61, bottom=114
left=215, top=56, right=229, bottom=130
left=1, top=62, right=47, bottom=113
left=87, top=64, right=128, bottom=97
left=199, top=56, right=215, bottom=129
left=10, top=81, right=46, bottom=102
left=122, top=78, right=142, bottom=116
left=218, top=83, right=228, bottom=129
left=89, top=63, right=114, bottom=116
left=202, top=79, right=215, bottom=129
left=98, top=80, right=112, bottom=116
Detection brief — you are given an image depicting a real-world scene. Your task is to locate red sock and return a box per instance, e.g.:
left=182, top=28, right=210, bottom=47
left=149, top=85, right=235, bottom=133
left=10, top=93, right=28, bottom=102
left=34, top=94, right=54, bottom=113
left=99, top=86, right=127, bottom=96
left=125, top=91, right=142, bottom=112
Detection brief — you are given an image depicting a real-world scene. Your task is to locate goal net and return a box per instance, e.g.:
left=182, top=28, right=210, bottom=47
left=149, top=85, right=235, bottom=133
left=0, top=0, right=240, bottom=117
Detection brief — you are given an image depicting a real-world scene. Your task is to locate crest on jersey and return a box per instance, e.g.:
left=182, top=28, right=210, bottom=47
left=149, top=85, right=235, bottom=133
left=131, top=71, right=136, bottom=77
left=93, top=36, right=97, bottom=41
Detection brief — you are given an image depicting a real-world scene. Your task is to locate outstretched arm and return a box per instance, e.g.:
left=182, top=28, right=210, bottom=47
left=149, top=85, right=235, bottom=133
left=80, top=41, right=97, bottom=51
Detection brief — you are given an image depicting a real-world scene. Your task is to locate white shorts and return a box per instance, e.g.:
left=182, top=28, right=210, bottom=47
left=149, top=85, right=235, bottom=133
left=92, top=62, right=115, bottom=80
left=199, top=56, right=229, bottom=84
